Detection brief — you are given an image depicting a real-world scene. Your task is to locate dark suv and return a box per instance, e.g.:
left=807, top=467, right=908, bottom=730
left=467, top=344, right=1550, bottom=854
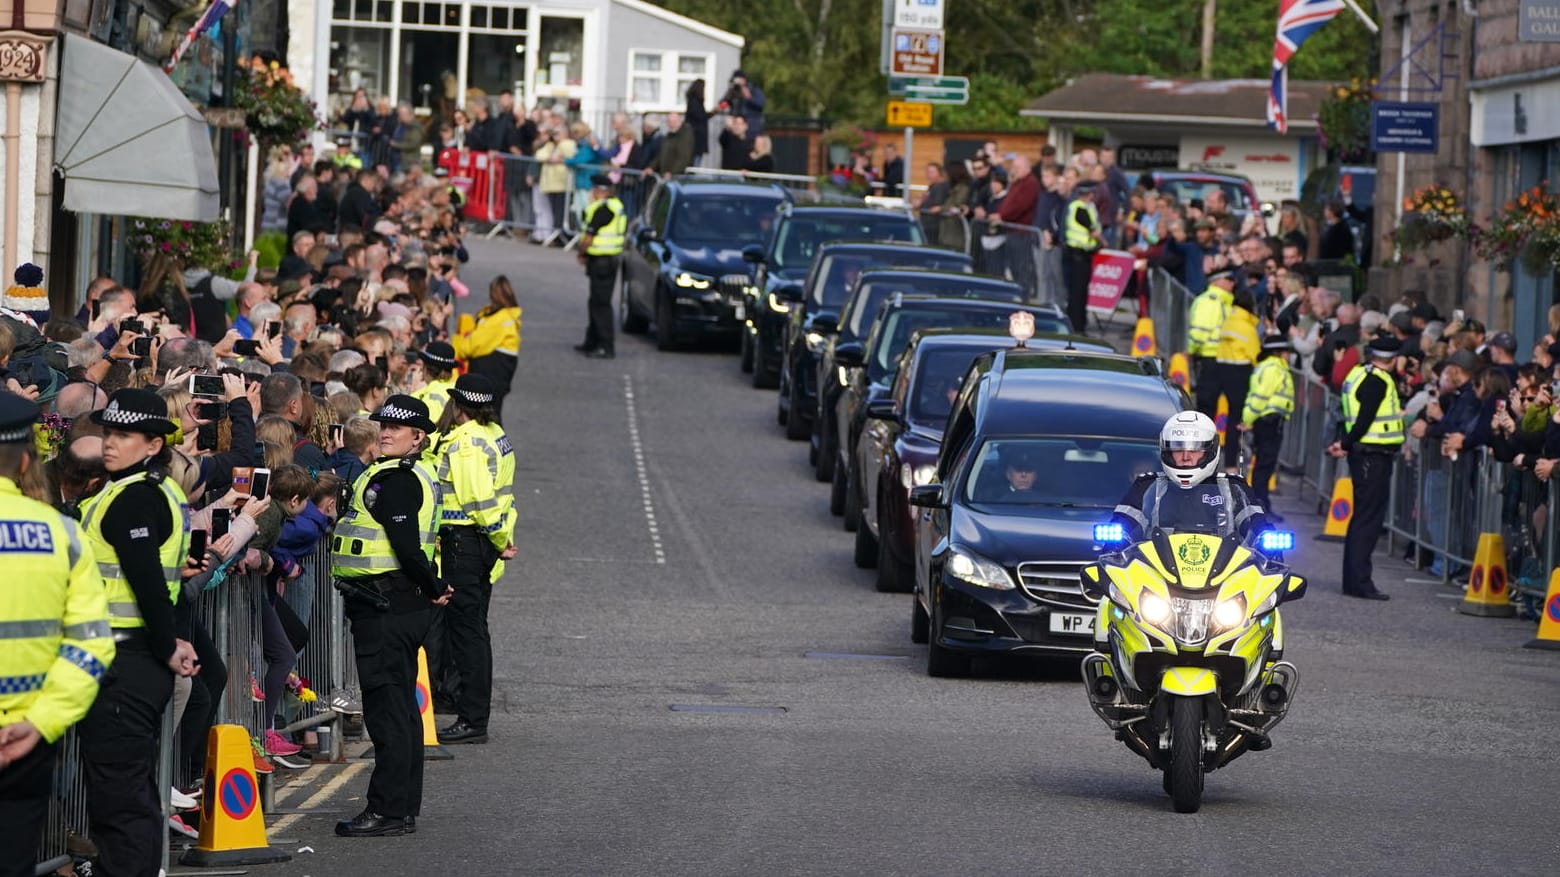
left=739, top=205, right=923, bottom=389
left=620, top=179, right=790, bottom=349
left=907, top=349, right=1184, bottom=676
left=778, top=242, right=971, bottom=440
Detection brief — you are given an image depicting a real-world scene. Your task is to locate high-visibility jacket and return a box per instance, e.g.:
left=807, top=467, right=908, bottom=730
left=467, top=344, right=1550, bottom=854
left=333, top=153, right=363, bottom=170
left=1341, top=363, right=1404, bottom=446
left=1243, top=357, right=1296, bottom=425
left=453, top=306, right=522, bottom=361
left=0, top=478, right=116, bottom=743
left=414, top=377, right=457, bottom=426
left=584, top=197, right=627, bottom=256
left=436, top=420, right=516, bottom=543
left=1215, top=307, right=1260, bottom=366
left=79, top=470, right=188, bottom=629
left=332, top=457, right=440, bottom=578
left=1064, top=199, right=1100, bottom=251
left=1187, top=286, right=1233, bottom=358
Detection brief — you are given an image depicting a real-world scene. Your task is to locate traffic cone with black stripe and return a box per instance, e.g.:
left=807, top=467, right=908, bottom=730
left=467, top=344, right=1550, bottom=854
left=1524, top=569, right=1560, bottom=649
left=1459, top=533, right=1516, bottom=617
left=180, top=725, right=291, bottom=866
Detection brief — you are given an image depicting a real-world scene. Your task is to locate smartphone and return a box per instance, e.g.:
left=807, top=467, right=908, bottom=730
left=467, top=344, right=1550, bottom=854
left=188, top=529, right=208, bottom=561
left=310, top=381, right=328, bottom=397
left=196, top=423, right=218, bottom=451
left=1453, top=309, right=1466, bottom=323
left=233, top=339, right=261, bottom=356
left=253, top=441, right=266, bottom=465
left=267, top=321, right=283, bottom=340
left=90, top=298, right=101, bottom=320
left=250, top=467, right=271, bottom=500
left=211, top=508, right=231, bottom=539
left=330, top=423, right=344, bottom=445
left=374, top=355, right=389, bottom=375
left=190, top=373, right=226, bottom=398
left=130, top=336, right=152, bottom=357
left=119, top=319, right=146, bottom=336
left=195, top=400, right=228, bottom=421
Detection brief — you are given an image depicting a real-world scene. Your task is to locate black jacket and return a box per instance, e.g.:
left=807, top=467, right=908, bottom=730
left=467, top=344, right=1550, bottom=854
left=338, top=183, right=379, bottom=233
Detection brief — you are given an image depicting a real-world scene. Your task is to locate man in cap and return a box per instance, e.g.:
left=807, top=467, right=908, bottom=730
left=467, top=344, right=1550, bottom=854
left=332, top=395, right=445, bottom=837
left=77, top=388, right=199, bottom=872
left=575, top=173, right=626, bottom=360
left=0, top=393, right=116, bottom=874
left=431, top=375, right=517, bottom=746
left=1240, top=335, right=1296, bottom=516
left=1487, top=331, right=1519, bottom=382
left=1328, top=337, right=1406, bottom=599
left=1061, top=181, right=1103, bottom=331
left=412, top=340, right=459, bottom=425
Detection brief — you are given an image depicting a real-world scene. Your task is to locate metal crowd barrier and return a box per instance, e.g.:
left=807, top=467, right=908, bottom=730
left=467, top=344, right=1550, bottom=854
left=1383, top=441, right=1508, bottom=585
left=1147, top=267, right=1193, bottom=361
left=467, top=152, right=662, bottom=245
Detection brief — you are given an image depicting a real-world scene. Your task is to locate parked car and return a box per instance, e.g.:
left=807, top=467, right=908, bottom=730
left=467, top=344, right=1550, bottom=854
left=620, top=179, right=790, bottom=350
left=739, top=204, right=923, bottom=388
left=1140, top=169, right=1267, bottom=229
left=854, top=327, right=1112, bottom=593
left=811, top=269, right=1044, bottom=483
left=907, top=348, right=1184, bottom=676
left=778, top=242, right=972, bottom=440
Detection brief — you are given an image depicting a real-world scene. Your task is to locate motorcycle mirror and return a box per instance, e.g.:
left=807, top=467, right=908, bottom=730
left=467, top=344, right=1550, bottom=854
left=1280, top=573, right=1308, bottom=603
left=1079, top=565, right=1107, bottom=602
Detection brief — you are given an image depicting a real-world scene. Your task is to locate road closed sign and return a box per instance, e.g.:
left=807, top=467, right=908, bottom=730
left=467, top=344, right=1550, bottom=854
left=1086, top=250, right=1136, bottom=316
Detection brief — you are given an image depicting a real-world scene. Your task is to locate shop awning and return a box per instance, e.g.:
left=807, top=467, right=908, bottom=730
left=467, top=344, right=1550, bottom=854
left=54, top=34, right=220, bottom=221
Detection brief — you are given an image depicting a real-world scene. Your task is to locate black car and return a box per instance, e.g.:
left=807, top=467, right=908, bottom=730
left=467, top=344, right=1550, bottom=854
left=810, top=269, right=1046, bottom=483
left=854, top=329, right=1114, bottom=594
left=778, top=242, right=971, bottom=440
left=739, top=205, right=923, bottom=389
left=907, top=349, right=1184, bottom=676
left=832, top=296, right=1074, bottom=533
left=620, top=179, right=790, bottom=350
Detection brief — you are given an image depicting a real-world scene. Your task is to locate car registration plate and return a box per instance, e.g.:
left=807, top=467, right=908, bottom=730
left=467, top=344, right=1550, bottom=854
left=1049, top=612, right=1094, bottom=635
left=732, top=302, right=745, bottom=321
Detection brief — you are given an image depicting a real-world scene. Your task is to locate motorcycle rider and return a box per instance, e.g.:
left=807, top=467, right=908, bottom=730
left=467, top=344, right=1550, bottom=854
left=1110, top=411, right=1271, bottom=542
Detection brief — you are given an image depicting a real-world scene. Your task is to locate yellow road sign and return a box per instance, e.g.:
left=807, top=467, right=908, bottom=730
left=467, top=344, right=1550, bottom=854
left=886, top=100, right=933, bottom=128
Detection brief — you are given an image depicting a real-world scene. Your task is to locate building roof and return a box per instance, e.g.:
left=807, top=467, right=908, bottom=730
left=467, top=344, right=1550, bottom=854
left=1020, top=73, right=1331, bottom=130
left=613, top=0, right=744, bottom=48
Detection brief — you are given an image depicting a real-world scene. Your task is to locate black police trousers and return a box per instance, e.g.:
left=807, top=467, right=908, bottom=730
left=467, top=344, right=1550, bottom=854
left=441, top=526, right=499, bottom=730
left=1343, top=448, right=1395, bottom=595
left=0, top=738, right=57, bottom=877
left=1249, top=415, right=1284, bottom=509
left=344, top=577, right=432, bottom=819
left=583, top=254, right=619, bottom=353
left=1062, top=247, right=1094, bottom=333
left=77, top=635, right=174, bottom=877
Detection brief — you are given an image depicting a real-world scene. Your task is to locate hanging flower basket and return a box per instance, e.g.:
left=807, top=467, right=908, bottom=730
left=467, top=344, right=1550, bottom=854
left=1394, top=185, right=1469, bottom=253
left=1471, top=184, right=1560, bottom=273
left=129, top=218, right=236, bottom=273
left=234, top=57, right=321, bottom=151
left=1316, top=78, right=1376, bottom=163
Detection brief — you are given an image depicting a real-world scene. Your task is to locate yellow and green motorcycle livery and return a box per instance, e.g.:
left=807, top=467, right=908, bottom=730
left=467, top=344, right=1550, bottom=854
left=1078, top=526, right=1307, bottom=813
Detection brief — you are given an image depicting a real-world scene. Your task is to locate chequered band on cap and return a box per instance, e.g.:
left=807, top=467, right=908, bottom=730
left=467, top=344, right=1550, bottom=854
left=377, top=403, right=420, bottom=421
left=0, top=425, right=30, bottom=442
left=451, top=388, right=494, bottom=405
left=421, top=350, right=458, bottom=367
left=96, top=401, right=166, bottom=427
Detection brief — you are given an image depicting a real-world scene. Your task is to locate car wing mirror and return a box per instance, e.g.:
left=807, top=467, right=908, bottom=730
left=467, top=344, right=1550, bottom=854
left=1080, top=564, right=1107, bottom=603
left=908, top=484, right=944, bottom=508
left=741, top=244, right=765, bottom=264
left=810, top=312, right=839, bottom=334
left=833, top=341, right=865, bottom=367
left=865, top=398, right=897, bottom=420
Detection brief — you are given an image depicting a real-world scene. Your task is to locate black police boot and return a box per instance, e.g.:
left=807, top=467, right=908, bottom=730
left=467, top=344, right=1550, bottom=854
left=335, top=810, right=415, bottom=837
left=585, top=347, right=616, bottom=359
left=437, top=718, right=488, bottom=745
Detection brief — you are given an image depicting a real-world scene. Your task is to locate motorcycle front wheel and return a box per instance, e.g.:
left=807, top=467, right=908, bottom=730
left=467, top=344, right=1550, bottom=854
left=1167, top=696, right=1205, bottom=813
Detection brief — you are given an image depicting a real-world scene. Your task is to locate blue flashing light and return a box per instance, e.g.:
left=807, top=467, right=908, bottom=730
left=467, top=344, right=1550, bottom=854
left=1094, top=523, right=1127, bottom=544
left=1258, top=530, right=1295, bottom=553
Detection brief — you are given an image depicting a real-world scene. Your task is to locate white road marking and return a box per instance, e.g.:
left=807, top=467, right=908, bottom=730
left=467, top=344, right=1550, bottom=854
left=623, top=375, right=666, bottom=565
left=268, top=761, right=369, bottom=835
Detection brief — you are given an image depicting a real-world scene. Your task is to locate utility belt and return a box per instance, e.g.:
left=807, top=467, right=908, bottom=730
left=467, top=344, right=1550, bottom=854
left=1352, top=441, right=1401, bottom=456
left=110, top=628, right=149, bottom=648
left=333, top=573, right=422, bottom=611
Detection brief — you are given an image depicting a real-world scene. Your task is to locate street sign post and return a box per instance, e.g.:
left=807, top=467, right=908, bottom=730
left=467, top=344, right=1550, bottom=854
left=894, top=0, right=944, bottom=29
left=886, top=101, right=933, bottom=128
left=890, top=28, right=943, bottom=77
left=888, top=75, right=969, bottom=105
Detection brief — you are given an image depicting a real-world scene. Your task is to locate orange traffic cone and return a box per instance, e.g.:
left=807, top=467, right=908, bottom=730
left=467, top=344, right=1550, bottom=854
left=1214, top=394, right=1229, bottom=445
left=1131, top=317, right=1156, bottom=357
left=1524, top=569, right=1560, bottom=649
left=1316, top=476, right=1353, bottom=542
left=417, top=648, right=454, bottom=760
left=1459, top=533, right=1516, bottom=617
left=1167, top=353, right=1191, bottom=391
left=180, top=725, right=290, bottom=866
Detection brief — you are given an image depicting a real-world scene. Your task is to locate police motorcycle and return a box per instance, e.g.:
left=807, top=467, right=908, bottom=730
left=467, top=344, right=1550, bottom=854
left=1078, top=412, right=1307, bottom=813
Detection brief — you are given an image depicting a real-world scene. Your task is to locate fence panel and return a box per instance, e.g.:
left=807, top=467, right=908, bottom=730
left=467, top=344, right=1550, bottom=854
left=1147, top=268, right=1192, bottom=361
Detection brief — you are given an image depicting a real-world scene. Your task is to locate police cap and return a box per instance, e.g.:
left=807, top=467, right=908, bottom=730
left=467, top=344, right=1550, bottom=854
left=419, top=341, right=458, bottom=369
left=590, top=173, right=615, bottom=189
left=0, top=391, right=39, bottom=443
left=449, top=374, right=497, bottom=409
left=1366, top=336, right=1402, bottom=359
left=1261, top=334, right=1292, bottom=352
left=371, top=394, right=437, bottom=433
left=91, top=388, right=177, bottom=436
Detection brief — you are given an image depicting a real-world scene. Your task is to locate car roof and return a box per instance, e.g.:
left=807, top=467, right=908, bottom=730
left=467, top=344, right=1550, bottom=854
left=665, top=179, right=791, bottom=199
left=973, top=352, right=1181, bottom=437
left=887, top=297, right=1068, bottom=318
left=858, top=267, right=1014, bottom=286
left=818, top=241, right=962, bottom=257
left=908, top=327, right=1110, bottom=353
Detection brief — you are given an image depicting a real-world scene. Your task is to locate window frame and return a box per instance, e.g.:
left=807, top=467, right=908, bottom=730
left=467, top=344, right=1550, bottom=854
left=625, top=47, right=715, bottom=113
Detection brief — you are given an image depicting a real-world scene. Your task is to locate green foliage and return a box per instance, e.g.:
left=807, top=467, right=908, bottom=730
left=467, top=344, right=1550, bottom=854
left=254, top=230, right=288, bottom=270
left=933, top=73, right=1046, bottom=131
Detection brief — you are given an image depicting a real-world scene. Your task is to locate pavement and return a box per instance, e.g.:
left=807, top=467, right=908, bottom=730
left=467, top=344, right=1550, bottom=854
left=225, top=238, right=1560, bottom=877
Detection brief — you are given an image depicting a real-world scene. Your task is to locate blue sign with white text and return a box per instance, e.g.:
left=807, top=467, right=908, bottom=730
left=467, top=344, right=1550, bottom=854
left=1371, top=102, right=1439, bottom=154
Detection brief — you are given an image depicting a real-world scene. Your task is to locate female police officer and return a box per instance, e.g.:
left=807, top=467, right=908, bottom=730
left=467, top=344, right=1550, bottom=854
left=78, top=387, right=198, bottom=875
left=331, top=394, right=444, bottom=837
left=432, top=375, right=516, bottom=746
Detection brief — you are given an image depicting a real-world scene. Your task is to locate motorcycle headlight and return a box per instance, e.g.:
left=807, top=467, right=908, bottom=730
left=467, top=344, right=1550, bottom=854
left=946, top=547, right=1015, bottom=590
left=1212, top=595, right=1247, bottom=631
left=900, top=462, right=937, bottom=489
left=767, top=292, right=792, bottom=314
left=805, top=331, right=826, bottom=353
left=675, top=272, right=712, bottom=290
left=1139, top=591, right=1172, bottom=626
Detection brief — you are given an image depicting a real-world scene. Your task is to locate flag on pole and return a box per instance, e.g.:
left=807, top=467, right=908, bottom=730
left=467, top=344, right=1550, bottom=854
left=165, top=0, right=237, bottom=73
left=1267, top=0, right=1346, bottom=132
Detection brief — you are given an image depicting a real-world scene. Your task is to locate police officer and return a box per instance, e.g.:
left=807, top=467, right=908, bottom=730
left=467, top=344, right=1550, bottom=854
left=1111, top=411, right=1270, bottom=543
left=1240, top=335, right=1296, bottom=517
left=576, top=173, right=626, bottom=360
left=1187, top=269, right=1236, bottom=415
left=1061, top=182, right=1102, bottom=332
left=77, top=388, right=197, bottom=875
left=1328, top=336, right=1404, bottom=600
left=432, top=375, right=516, bottom=745
left=412, top=341, right=459, bottom=425
left=0, top=394, right=116, bottom=877
left=332, top=394, right=444, bottom=837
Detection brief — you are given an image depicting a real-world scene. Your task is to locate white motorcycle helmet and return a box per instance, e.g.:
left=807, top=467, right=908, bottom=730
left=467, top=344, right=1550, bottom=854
left=1159, top=411, right=1220, bottom=488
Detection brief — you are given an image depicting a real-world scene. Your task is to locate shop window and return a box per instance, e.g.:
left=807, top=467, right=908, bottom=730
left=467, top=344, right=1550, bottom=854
left=469, top=33, right=527, bottom=102
left=627, top=50, right=714, bottom=111
left=329, top=26, right=392, bottom=111
left=537, top=17, right=584, bottom=88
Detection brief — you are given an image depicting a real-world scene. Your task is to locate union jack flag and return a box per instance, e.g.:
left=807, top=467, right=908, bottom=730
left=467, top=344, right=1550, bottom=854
left=1267, top=0, right=1346, bottom=133
left=165, top=0, right=237, bottom=73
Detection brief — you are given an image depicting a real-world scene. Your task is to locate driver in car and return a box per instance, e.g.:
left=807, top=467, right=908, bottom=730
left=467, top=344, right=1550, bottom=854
left=997, top=449, right=1044, bottom=500
left=1109, top=411, right=1271, bottom=542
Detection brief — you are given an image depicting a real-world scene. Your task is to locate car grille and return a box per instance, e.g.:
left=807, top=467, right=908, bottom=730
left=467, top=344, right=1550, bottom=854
left=1016, top=561, right=1091, bottom=609
left=719, top=274, right=749, bottom=306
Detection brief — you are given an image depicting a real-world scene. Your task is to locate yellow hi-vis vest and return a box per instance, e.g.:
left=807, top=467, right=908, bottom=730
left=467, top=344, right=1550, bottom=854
left=436, top=420, right=516, bottom=540
left=414, top=377, right=456, bottom=426
left=1187, top=286, right=1233, bottom=357
left=0, top=478, right=116, bottom=743
left=79, top=470, right=189, bottom=629
left=1064, top=198, right=1099, bottom=251
left=1341, top=363, right=1404, bottom=445
left=584, top=197, right=627, bottom=256
left=332, top=457, right=440, bottom=578
left=1242, top=357, right=1296, bottom=425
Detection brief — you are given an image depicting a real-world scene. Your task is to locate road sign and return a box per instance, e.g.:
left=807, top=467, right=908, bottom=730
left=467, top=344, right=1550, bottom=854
left=890, top=28, right=943, bottom=77
left=903, top=75, right=968, bottom=105
left=886, top=101, right=933, bottom=128
left=894, top=0, right=943, bottom=29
